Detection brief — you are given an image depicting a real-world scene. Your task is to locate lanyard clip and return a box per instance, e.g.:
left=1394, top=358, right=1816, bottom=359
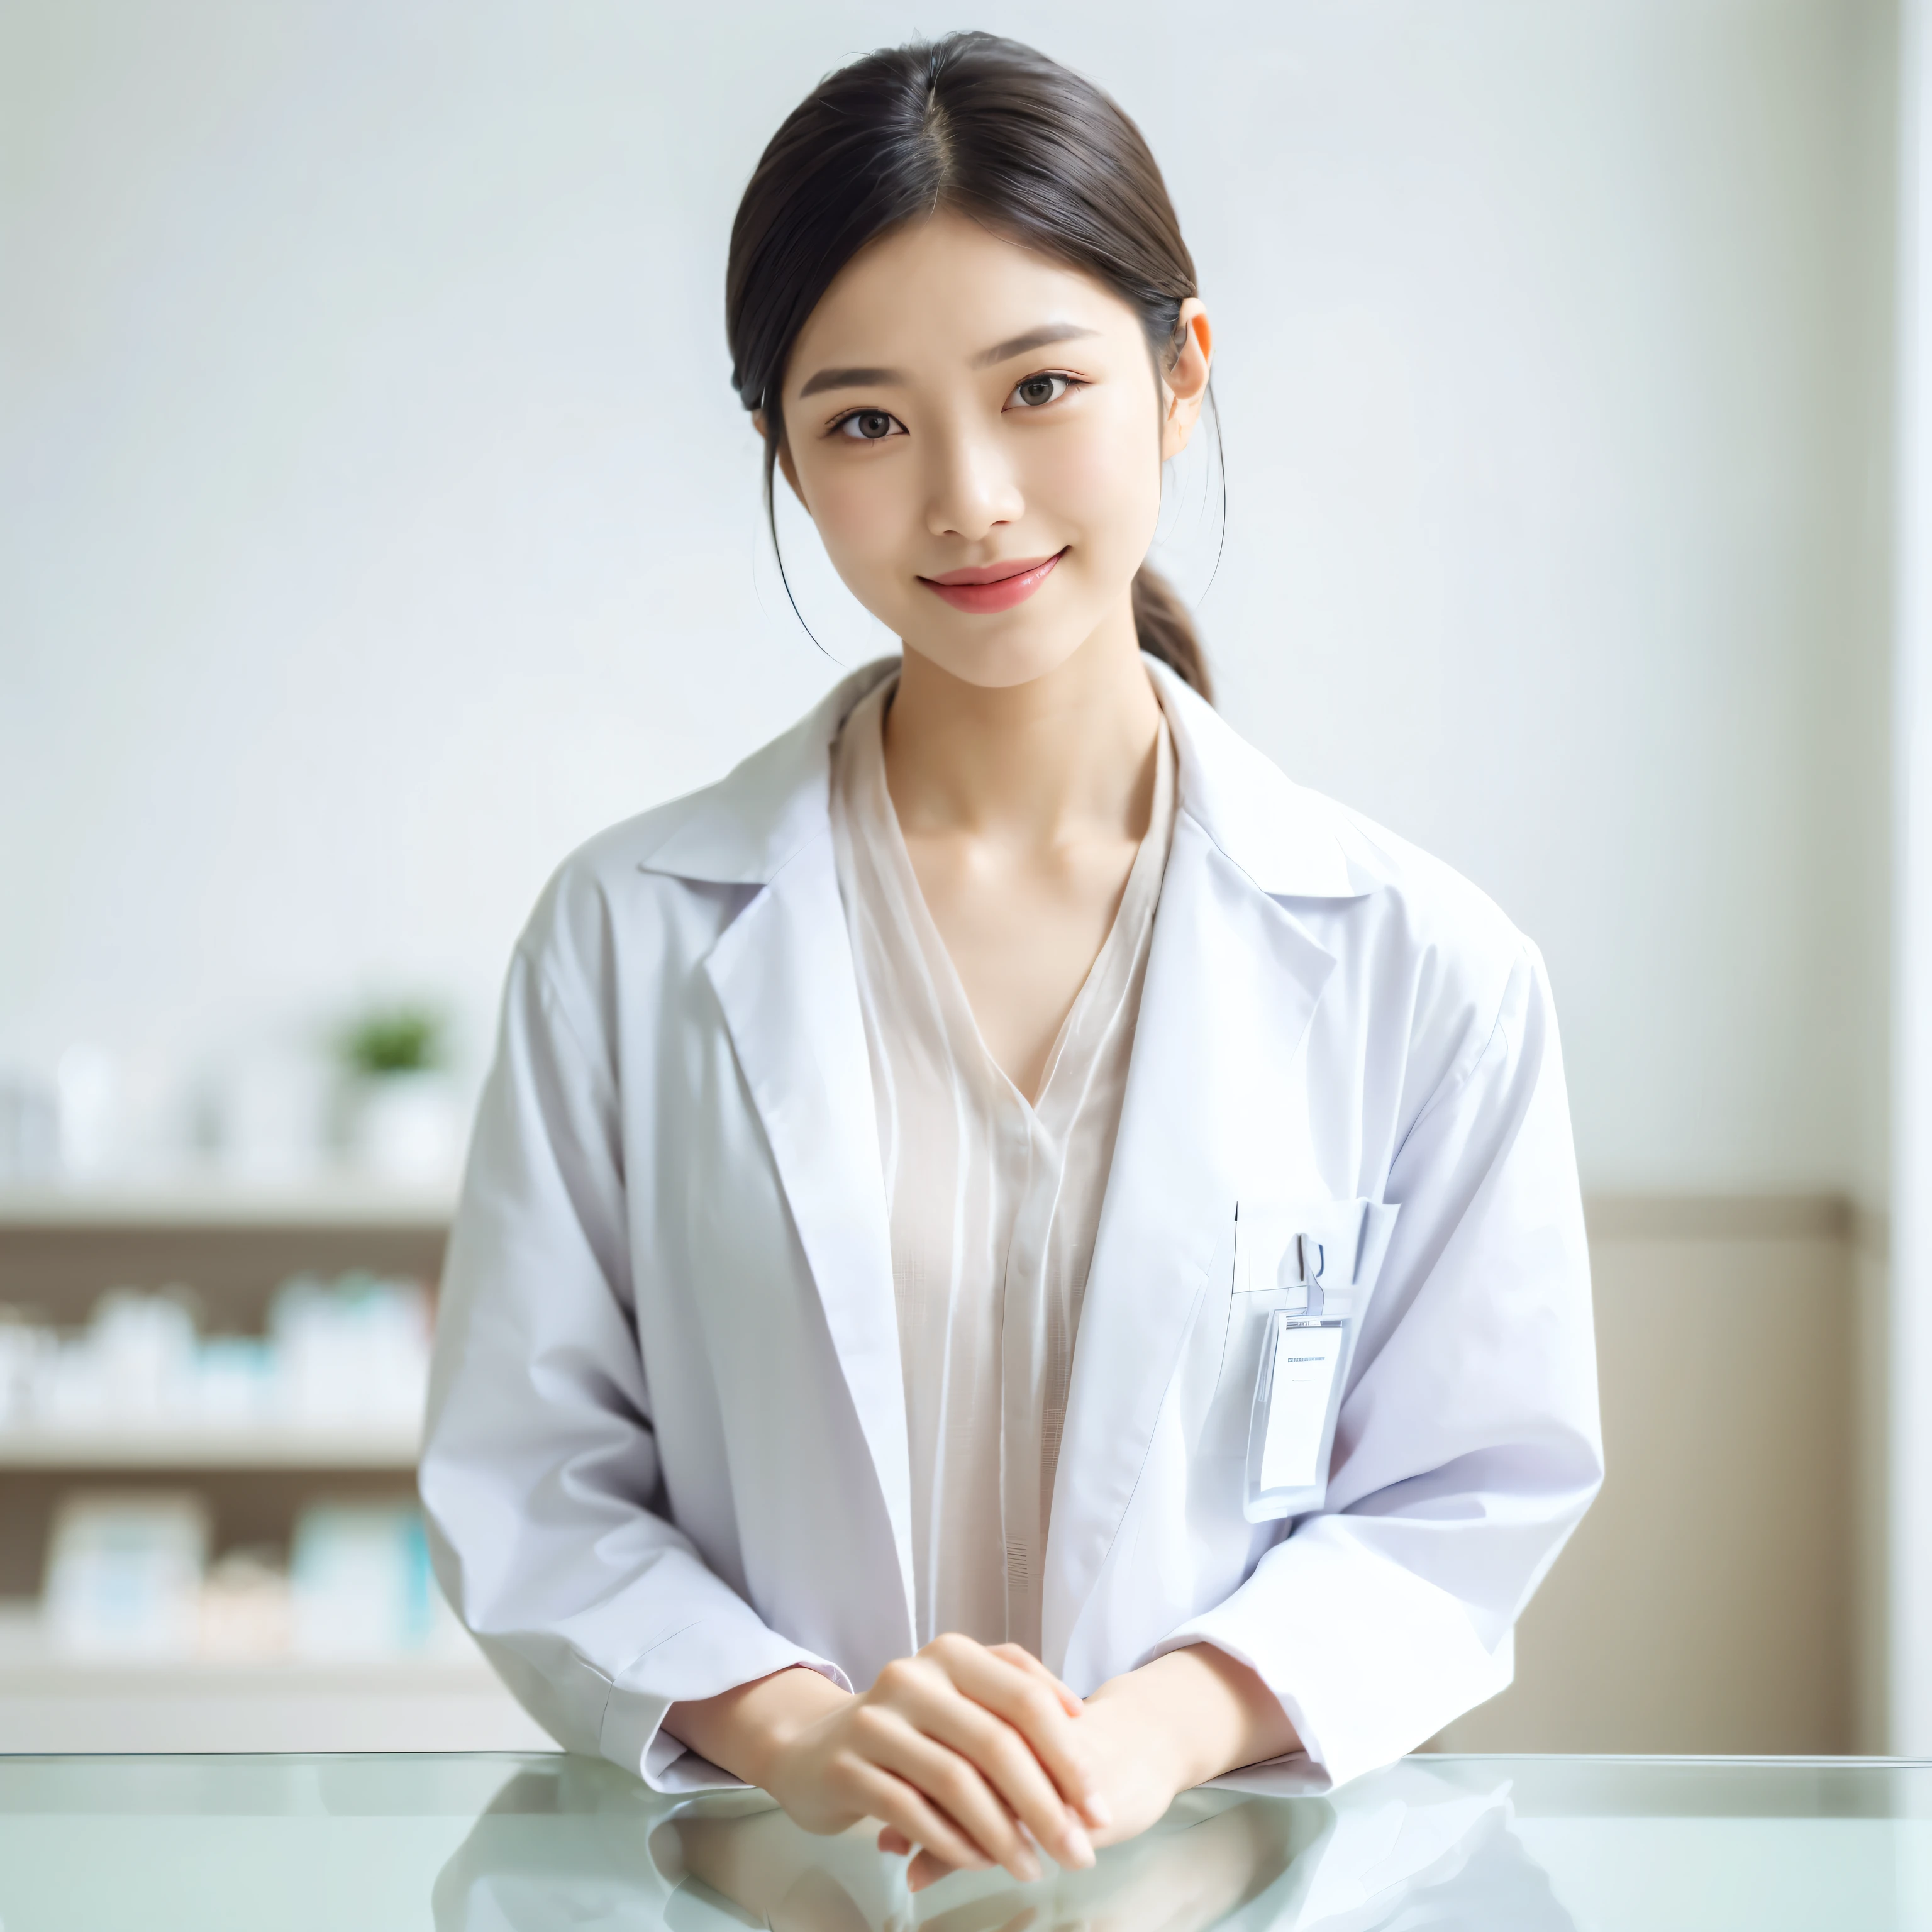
left=1284, top=1233, right=1326, bottom=1317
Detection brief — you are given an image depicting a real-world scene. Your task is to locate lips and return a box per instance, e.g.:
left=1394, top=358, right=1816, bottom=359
left=918, top=549, right=1065, bottom=615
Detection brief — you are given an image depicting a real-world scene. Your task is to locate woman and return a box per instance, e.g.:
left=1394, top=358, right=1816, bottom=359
left=421, top=31, right=1602, bottom=1895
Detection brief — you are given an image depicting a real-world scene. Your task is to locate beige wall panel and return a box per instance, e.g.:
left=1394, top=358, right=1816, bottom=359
left=1852, top=1234, right=1892, bottom=1755
left=1435, top=1222, right=1854, bottom=1753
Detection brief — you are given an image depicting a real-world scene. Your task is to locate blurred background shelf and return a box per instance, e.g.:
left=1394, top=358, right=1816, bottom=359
left=0, top=1184, right=448, bottom=1336
left=0, top=1425, right=420, bottom=1470
left=0, top=1601, right=554, bottom=1753
left=0, top=1192, right=474, bottom=1748
left=0, top=1179, right=457, bottom=1231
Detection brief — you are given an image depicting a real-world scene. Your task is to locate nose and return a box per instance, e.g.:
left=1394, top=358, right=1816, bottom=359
left=923, top=418, right=1024, bottom=543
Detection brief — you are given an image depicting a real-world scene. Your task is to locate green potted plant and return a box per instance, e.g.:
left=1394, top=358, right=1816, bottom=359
left=334, top=1002, right=461, bottom=1184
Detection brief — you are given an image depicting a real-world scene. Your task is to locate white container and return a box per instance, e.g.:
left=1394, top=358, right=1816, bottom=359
left=345, top=1072, right=464, bottom=1184
left=87, top=1290, right=200, bottom=1422
left=290, top=1502, right=436, bottom=1658
left=43, top=1491, right=210, bottom=1659
left=0, top=1069, right=58, bottom=1182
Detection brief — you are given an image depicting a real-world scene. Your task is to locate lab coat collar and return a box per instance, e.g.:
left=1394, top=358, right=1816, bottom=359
left=1143, top=658, right=1369, bottom=902
left=636, top=654, right=1370, bottom=904
left=635, top=661, right=896, bottom=887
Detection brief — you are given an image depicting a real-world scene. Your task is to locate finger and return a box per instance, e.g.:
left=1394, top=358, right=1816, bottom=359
left=868, top=1721, right=1046, bottom=1882
left=845, top=1760, right=991, bottom=1878
left=854, top=1687, right=1031, bottom=1874
left=882, top=1827, right=982, bottom=1895
left=930, top=1639, right=1109, bottom=1833
left=874, top=1657, right=1079, bottom=1868
left=989, top=1643, right=1084, bottom=1716
left=938, top=1638, right=1089, bottom=1774
left=890, top=1671, right=1095, bottom=1870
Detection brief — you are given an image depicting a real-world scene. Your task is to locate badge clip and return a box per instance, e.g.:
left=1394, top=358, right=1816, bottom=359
left=1240, top=1199, right=1400, bottom=1523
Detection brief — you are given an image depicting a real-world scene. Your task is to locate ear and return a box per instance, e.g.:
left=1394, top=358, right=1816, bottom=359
left=1159, top=299, right=1213, bottom=462
left=754, top=409, right=809, bottom=510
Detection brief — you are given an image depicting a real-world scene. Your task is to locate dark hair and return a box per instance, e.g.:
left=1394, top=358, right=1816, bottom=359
left=725, top=31, right=1217, bottom=702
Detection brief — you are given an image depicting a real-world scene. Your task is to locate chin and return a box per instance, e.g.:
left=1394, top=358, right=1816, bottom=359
left=899, top=600, right=1111, bottom=691
left=908, top=635, right=1088, bottom=690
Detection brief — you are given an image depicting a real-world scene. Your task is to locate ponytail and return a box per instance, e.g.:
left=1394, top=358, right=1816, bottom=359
left=1131, top=564, right=1213, bottom=705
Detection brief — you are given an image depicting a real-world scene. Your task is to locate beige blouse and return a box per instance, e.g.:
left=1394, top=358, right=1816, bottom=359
left=829, top=674, right=1177, bottom=1653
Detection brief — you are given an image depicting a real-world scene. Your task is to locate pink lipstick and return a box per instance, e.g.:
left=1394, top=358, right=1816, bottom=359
left=918, top=549, right=1066, bottom=614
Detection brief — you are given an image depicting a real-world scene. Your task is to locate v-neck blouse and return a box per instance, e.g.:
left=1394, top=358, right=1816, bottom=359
left=828, top=674, right=1177, bottom=1653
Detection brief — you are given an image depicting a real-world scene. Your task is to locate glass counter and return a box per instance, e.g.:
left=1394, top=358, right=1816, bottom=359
left=0, top=1752, right=1926, bottom=1931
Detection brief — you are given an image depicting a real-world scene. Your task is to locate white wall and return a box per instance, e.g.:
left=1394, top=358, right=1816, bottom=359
left=0, top=0, right=1896, bottom=1196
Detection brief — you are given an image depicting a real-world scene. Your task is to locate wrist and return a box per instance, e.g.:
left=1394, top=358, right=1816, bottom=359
left=1088, top=1646, right=1295, bottom=1792
left=1084, top=1664, right=1206, bottom=1797
left=667, top=1665, right=850, bottom=1791
left=741, top=1669, right=847, bottom=1788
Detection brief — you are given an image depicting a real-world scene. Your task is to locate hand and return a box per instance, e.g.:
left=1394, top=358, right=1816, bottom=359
left=879, top=1645, right=1297, bottom=1891
left=665, top=1636, right=1109, bottom=1889
left=768, top=1636, right=1106, bottom=1885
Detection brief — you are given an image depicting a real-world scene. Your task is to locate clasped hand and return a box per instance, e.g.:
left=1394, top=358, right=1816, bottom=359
left=760, top=1636, right=1112, bottom=1889
left=665, top=1636, right=1289, bottom=1893
left=669, top=1634, right=1185, bottom=1892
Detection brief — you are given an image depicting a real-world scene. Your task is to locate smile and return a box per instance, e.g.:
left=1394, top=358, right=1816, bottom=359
left=918, top=549, right=1066, bottom=614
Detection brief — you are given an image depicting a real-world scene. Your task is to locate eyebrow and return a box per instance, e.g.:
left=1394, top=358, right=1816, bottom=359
left=797, top=365, right=898, bottom=398
left=795, top=323, right=1101, bottom=399
left=971, top=322, right=1099, bottom=369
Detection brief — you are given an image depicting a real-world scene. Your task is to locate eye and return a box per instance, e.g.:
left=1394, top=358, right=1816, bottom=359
left=1006, top=372, right=1080, bottom=411
left=832, top=409, right=904, bottom=442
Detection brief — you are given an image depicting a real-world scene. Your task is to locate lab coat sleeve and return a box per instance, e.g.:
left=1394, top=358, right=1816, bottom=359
left=1148, top=940, right=1603, bottom=1788
left=419, top=930, right=850, bottom=1790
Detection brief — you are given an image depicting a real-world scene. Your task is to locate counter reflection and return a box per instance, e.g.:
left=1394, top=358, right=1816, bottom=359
left=431, top=1760, right=1574, bottom=1931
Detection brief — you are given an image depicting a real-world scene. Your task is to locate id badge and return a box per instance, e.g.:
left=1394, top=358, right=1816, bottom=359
left=1241, top=1198, right=1398, bottom=1521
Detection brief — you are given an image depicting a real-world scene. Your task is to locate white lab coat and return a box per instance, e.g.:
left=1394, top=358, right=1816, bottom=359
left=421, top=655, right=1602, bottom=1796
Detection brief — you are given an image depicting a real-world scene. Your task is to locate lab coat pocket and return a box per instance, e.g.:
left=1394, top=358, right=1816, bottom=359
left=1201, top=1197, right=1399, bottom=1517
left=1201, top=1199, right=1331, bottom=1462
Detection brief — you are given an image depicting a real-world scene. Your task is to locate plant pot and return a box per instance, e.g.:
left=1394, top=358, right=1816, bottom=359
left=345, top=1071, right=464, bottom=1185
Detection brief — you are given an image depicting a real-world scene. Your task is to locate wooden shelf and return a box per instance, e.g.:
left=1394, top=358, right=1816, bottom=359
left=0, top=1423, right=420, bottom=1471
left=0, top=1177, right=456, bottom=1231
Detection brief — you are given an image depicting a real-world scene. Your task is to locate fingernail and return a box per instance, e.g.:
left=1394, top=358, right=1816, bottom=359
left=1084, top=1792, right=1113, bottom=1828
left=1014, top=1850, right=1043, bottom=1883
left=1061, top=1822, right=1094, bottom=1867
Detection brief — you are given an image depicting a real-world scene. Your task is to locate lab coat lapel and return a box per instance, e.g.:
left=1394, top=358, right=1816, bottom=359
left=689, top=713, right=916, bottom=1646
left=1041, top=814, right=1341, bottom=1671
left=658, top=654, right=1363, bottom=1671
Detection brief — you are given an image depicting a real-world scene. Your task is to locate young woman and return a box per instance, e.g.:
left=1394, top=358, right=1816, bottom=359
left=422, top=31, right=1601, bottom=1894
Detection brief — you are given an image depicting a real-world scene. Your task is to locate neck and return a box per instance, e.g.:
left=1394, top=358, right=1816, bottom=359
left=882, top=599, right=1164, bottom=848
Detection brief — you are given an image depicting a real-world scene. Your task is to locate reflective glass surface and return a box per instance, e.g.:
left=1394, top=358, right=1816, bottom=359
left=0, top=1753, right=1928, bottom=1931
